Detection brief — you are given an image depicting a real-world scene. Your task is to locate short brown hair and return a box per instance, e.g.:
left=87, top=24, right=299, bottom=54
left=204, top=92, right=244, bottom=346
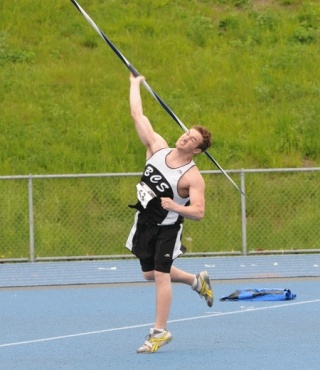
left=193, top=125, right=212, bottom=152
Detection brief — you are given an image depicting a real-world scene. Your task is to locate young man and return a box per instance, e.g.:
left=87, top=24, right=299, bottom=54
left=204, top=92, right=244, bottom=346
left=126, top=73, right=213, bottom=354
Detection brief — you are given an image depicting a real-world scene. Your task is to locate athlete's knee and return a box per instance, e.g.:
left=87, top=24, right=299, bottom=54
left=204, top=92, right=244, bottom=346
left=154, top=270, right=171, bottom=281
left=143, top=271, right=155, bottom=281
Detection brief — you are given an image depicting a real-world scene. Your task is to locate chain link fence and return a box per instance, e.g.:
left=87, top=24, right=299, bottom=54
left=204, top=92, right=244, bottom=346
left=1, top=168, right=319, bottom=262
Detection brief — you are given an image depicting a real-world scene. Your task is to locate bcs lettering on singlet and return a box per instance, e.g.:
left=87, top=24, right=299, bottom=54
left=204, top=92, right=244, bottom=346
left=142, top=165, right=173, bottom=198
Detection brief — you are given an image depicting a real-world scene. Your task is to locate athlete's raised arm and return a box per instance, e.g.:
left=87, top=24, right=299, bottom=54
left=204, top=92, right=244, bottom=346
left=129, top=73, right=168, bottom=158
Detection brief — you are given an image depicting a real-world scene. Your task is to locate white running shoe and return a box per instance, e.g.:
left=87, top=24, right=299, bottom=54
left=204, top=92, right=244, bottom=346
left=137, top=328, right=172, bottom=353
left=195, top=271, right=214, bottom=307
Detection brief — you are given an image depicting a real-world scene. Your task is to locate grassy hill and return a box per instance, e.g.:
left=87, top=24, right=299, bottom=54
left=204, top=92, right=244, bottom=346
left=1, top=0, right=320, bottom=175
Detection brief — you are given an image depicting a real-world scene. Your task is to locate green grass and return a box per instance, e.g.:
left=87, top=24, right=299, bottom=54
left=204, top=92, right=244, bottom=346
left=1, top=0, right=320, bottom=175
left=1, top=0, right=320, bottom=258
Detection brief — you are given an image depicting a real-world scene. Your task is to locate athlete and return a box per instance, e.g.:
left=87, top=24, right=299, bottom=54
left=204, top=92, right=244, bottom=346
left=126, top=73, right=213, bottom=354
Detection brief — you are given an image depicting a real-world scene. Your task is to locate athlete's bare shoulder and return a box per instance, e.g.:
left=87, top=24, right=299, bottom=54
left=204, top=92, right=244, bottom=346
left=178, top=165, right=204, bottom=197
left=146, top=133, right=168, bottom=159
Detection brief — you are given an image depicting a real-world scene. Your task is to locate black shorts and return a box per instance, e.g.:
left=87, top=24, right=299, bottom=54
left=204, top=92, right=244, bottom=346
left=126, top=211, right=184, bottom=273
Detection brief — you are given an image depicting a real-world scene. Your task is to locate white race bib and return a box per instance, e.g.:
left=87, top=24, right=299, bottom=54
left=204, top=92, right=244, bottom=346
left=136, top=182, right=156, bottom=209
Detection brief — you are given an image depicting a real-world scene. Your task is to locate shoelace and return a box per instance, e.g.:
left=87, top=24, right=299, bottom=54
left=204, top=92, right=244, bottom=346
left=147, top=333, right=169, bottom=352
left=199, top=277, right=212, bottom=298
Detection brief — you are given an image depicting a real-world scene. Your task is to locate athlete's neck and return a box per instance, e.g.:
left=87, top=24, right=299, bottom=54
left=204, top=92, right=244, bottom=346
left=166, top=148, right=193, bottom=167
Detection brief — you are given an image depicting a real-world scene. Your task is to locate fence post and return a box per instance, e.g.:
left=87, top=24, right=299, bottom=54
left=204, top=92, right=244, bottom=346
left=240, top=169, right=247, bottom=255
left=28, top=175, right=35, bottom=262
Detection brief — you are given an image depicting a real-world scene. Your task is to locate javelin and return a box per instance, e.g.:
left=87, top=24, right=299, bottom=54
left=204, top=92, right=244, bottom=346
left=70, top=0, right=245, bottom=197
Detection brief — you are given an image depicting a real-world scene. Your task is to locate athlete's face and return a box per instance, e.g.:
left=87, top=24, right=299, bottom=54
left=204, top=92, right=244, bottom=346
left=175, top=129, right=203, bottom=154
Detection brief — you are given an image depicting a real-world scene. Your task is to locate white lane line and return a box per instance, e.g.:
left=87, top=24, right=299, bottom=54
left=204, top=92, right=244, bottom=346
left=1, top=298, right=319, bottom=348
left=167, top=298, right=320, bottom=324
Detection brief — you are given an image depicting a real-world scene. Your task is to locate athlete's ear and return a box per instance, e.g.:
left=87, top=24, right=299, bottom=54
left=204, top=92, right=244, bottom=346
left=193, top=148, right=202, bottom=155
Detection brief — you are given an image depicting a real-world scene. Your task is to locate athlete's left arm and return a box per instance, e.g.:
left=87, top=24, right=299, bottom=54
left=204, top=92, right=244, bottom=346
left=160, top=171, right=205, bottom=221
